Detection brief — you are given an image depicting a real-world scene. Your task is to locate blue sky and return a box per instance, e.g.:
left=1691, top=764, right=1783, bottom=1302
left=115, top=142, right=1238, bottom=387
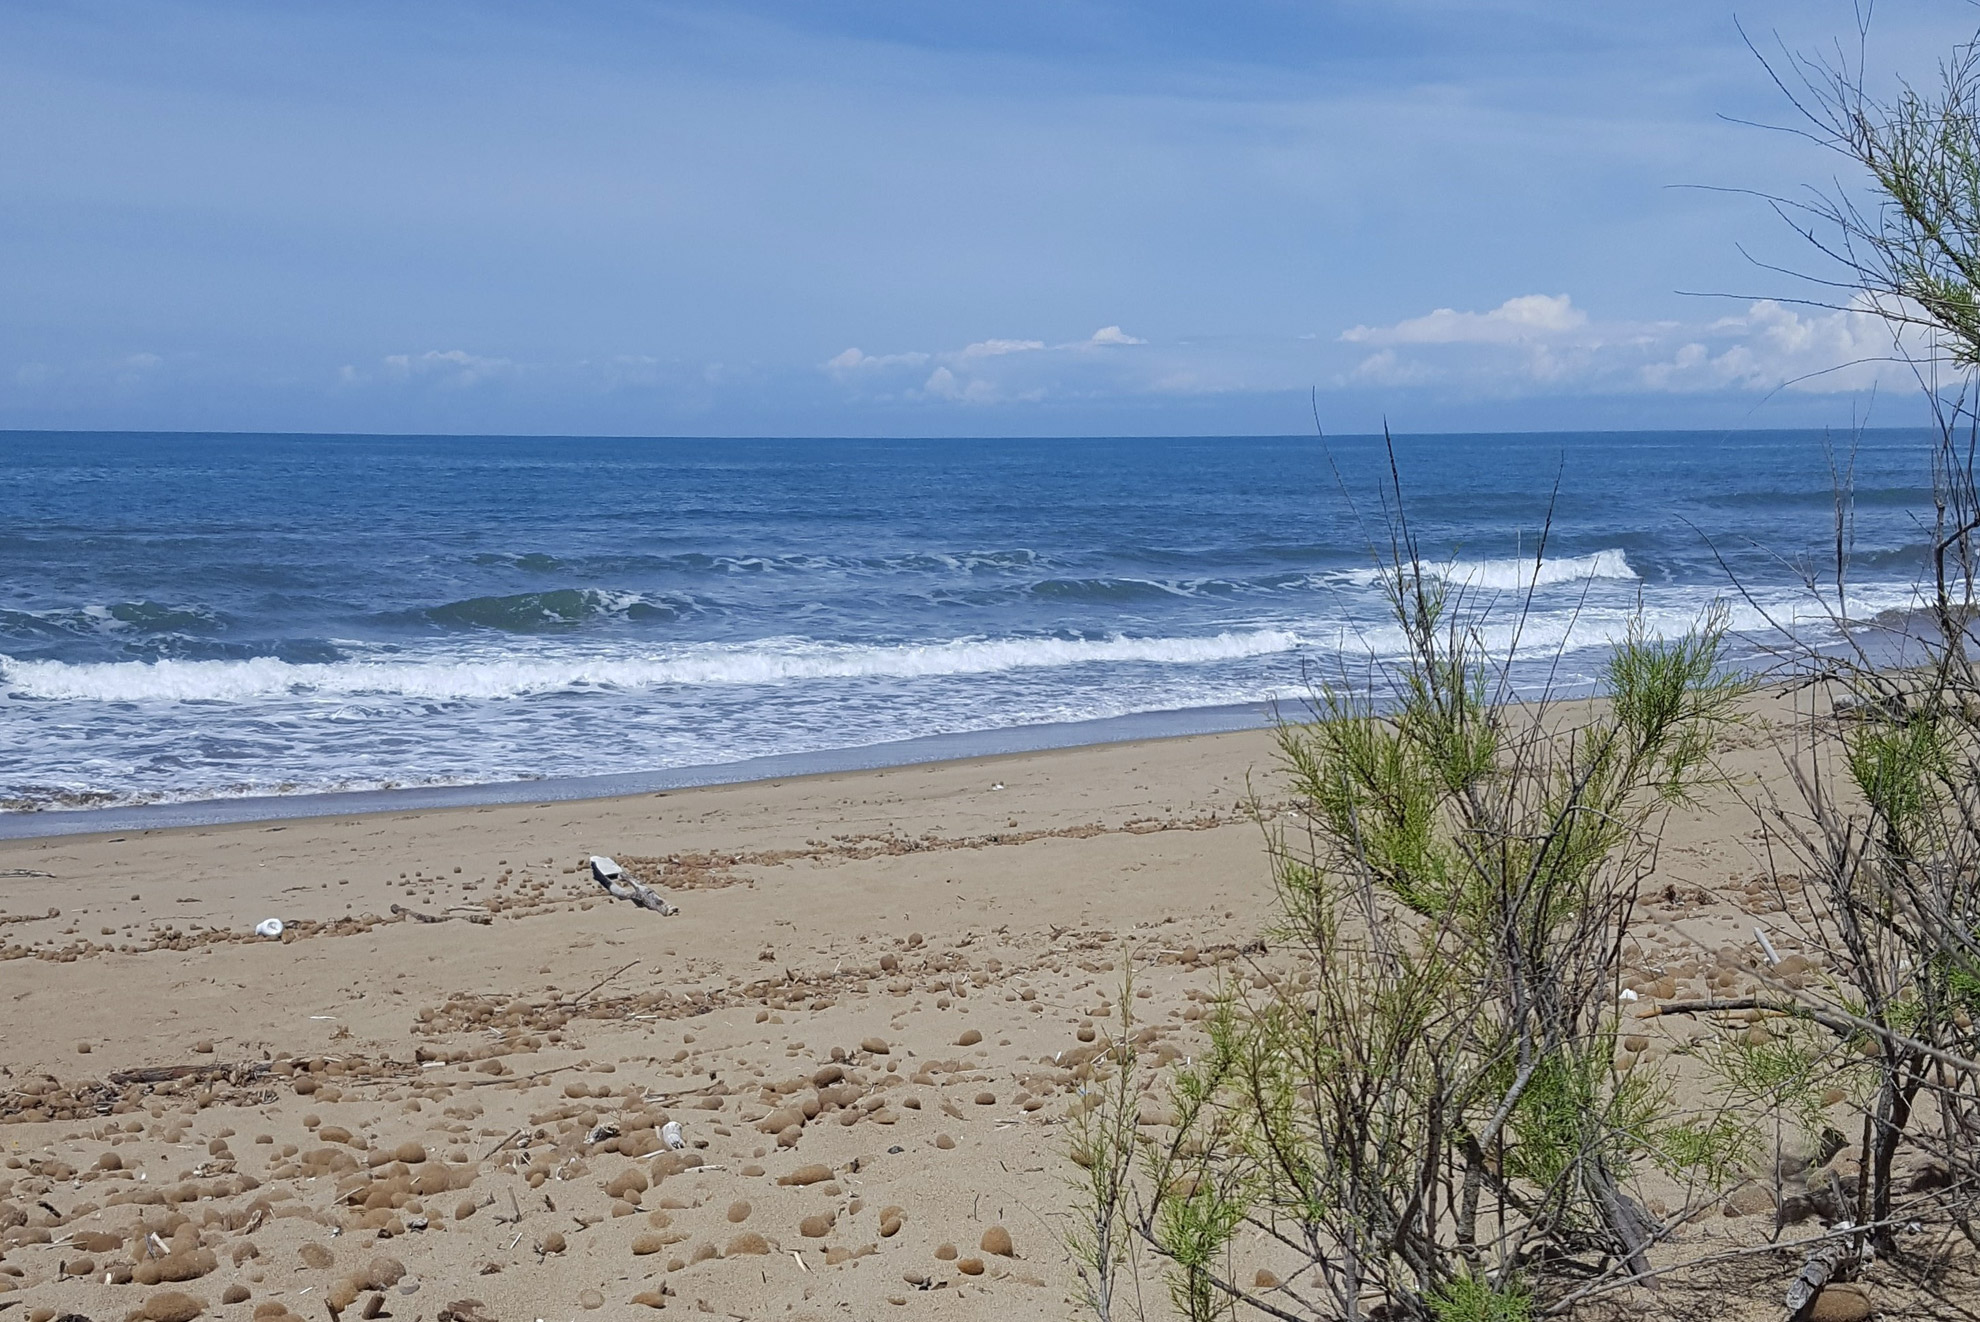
left=0, top=0, right=1970, bottom=436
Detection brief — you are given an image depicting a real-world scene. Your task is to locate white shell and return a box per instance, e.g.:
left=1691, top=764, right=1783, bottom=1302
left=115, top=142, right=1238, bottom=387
left=661, top=1120, right=687, bottom=1151
left=255, top=918, right=284, bottom=938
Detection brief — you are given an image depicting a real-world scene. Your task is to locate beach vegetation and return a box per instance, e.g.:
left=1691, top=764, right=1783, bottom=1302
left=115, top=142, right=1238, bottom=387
left=1062, top=458, right=1750, bottom=1318
left=1714, top=9, right=1980, bottom=1268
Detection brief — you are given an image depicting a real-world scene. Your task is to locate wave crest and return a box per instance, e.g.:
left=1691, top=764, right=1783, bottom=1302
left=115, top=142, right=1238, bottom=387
left=1336, top=548, right=1638, bottom=591
left=0, top=629, right=1307, bottom=703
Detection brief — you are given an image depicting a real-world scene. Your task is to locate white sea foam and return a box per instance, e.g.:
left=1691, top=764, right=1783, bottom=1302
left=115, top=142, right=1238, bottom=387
left=0, top=578, right=1927, bottom=708
left=0, top=629, right=1311, bottom=703
left=1335, top=547, right=1640, bottom=591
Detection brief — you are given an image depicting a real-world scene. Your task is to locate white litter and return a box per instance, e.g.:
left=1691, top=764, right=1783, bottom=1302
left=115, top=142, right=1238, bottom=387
left=661, top=1120, right=687, bottom=1151
left=1618, top=988, right=1639, bottom=1003
left=255, top=918, right=284, bottom=938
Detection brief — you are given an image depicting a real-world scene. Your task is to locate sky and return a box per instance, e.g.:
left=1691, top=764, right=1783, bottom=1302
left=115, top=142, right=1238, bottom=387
left=1, top=0, right=1974, bottom=437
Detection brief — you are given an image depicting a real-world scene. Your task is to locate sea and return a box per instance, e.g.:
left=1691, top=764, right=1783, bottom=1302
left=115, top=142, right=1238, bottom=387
left=0, top=429, right=1946, bottom=827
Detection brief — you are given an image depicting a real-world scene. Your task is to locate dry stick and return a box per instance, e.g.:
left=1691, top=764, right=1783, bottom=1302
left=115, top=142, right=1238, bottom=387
left=481, top=1129, right=526, bottom=1161
left=565, top=960, right=642, bottom=1008
left=1538, top=1217, right=1909, bottom=1315
left=462, top=1063, right=580, bottom=1091
left=1650, top=996, right=1980, bottom=1077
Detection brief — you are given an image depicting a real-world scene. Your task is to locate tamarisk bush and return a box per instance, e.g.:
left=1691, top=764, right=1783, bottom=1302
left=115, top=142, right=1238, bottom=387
left=1076, top=505, right=1744, bottom=1321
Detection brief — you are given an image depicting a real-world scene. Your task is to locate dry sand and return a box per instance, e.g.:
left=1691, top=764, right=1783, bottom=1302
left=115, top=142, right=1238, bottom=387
left=0, top=710, right=1951, bottom=1319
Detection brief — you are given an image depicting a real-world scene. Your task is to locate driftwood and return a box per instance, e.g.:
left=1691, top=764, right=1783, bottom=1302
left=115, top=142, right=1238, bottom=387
left=1784, top=1230, right=1858, bottom=1317
left=590, top=855, right=676, bottom=915
left=107, top=1061, right=271, bottom=1086
left=390, top=904, right=492, bottom=926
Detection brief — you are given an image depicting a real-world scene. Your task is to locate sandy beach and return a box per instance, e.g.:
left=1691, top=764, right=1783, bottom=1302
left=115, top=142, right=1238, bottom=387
left=0, top=727, right=1302, bottom=1319
left=0, top=699, right=1912, bottom=1321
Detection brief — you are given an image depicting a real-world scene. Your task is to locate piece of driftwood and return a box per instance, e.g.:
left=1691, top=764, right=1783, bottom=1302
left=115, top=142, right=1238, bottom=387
left=391, top=904, right=492, bottom=926
left=590, top=855, right=676, bottom=915
left=108, top=1061, right=270, bottom=1086
left=1784, top=1230, right=1855, bottom=1316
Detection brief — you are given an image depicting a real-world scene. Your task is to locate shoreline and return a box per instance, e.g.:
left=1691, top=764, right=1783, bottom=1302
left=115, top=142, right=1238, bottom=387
left=0, top=698, right=1277, bottom=840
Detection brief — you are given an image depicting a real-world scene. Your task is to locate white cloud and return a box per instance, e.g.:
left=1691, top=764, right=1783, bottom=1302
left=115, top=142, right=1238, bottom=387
left=1638, top=299, right=1901, bottom=394
left=824, top=347, right=931, bottom=372
left=810, top=297, right=1919, bottom=411
left=958, top=338, right=1046, bottom=359
left=1341, top=294, right=1588, bottom=346
left=1336, top=293, right=1913, bottom=398
left=380, top=349, right=514, bottom=388
left=822, top=326, right=1156, bottom=406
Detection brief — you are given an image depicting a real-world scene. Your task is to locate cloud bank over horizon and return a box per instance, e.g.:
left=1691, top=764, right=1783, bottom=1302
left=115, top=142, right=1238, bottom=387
left=0, top=1, right=1969, bottom=437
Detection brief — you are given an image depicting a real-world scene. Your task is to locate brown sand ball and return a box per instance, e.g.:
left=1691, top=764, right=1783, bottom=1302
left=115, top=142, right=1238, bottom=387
left=861, top=1037, right=891, bottom=1054
left=254, top=1304, right=288, bottom=1318
left=63, top=1255, right=97, bottom=1278
left=726, top=1200, right=751, bottom=1223
left=934, top=1243, right=958, bottom=1261
left=726, top=1232, right=771, bottom=1256
left=577, top=1289, right=604, bottom=1311
left=361, top=1257, right=405, bottom=1291
left=540, top=1231, right=567, bottom=1255
left=77, top=1042, right=91, bottom=1054
left=1254, top=1269, right=1281, bottom=1289
left=973, top=1091, right=996, bottom=1106
left=97, top=1151, right=123, bottom=1170
left=799, top=1212, right=835, bottom=1238
left=325, top=1279, right=361, bottom=1313
left=143, top=1292, right=205, bottom=1322
left=957, top=1257, right=985, bottom=1276
left=980, top=1225, right=1014, bottom=1257
left=454, top=1199, right=477, bottom=1221
left=778, top=1163, right=833, bottom=1186
left=645, top=1209, right=672, bottom=1228
left=298, top=1243, right=334, bottom=1270
left=610, top=1200, right=637, bottom=1218
left=955, top=1029, right=983, bottom=1046
left=394, top=1142, right=427, bottom=1165
left=631, top=1291, right=667, bottom=1309
left=1808, top=1284, right=1873, bottom=1322
left=220, top=1284, right=251, bottom=1305
left=690, top=1242, right=720, bottom=1263
left=934, top=1133, right=956, bottom=1150
left=880, top=1216, right=903, bottom=1238
left=605, top=1168, right=648, bottom=1199
left=630, top=1232, right=667, bottom=1256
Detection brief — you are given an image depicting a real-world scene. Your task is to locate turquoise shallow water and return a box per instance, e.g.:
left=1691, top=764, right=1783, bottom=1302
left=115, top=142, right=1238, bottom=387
left=0, top=429, right=1943, bottom=810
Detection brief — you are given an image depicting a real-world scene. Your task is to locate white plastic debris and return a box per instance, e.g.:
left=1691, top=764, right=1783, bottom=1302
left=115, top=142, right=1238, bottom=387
left=255, top=918, right=284, bottom=938
left=660, top=1120, right=687, bottom=1151
left=589, top=853, right=678, bottom=916
left=1617, top=988, right=1639, bottom=1003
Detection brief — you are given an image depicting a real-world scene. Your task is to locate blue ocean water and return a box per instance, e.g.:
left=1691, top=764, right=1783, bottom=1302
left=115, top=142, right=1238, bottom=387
left=0, top=430, right=1944, bottom=812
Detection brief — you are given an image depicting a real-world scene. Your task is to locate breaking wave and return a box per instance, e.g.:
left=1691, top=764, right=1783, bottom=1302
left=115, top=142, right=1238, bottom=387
left=1336, top=548, right=1639, bottom=592
left=0, top=629, right=1310, bottom=703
